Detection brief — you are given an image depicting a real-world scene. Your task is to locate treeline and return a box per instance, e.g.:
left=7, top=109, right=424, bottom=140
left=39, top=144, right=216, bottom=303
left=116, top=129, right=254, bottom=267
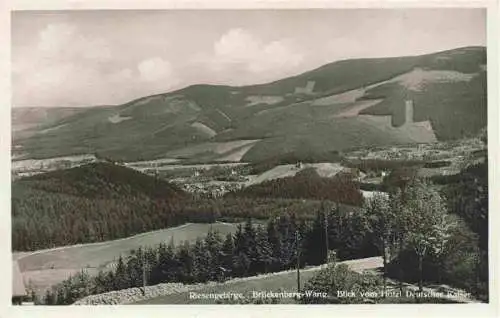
left=227, top=169, right=364, bottom=207
left=43, top=211, right=378, bottom=305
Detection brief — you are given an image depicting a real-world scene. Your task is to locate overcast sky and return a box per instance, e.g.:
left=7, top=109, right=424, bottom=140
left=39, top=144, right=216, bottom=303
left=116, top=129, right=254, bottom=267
left=11, top=9, right=486, bottom=108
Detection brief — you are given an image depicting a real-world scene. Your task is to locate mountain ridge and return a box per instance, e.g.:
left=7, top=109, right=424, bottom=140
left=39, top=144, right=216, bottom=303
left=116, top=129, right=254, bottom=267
left=12, top=46, right=486, bottom=162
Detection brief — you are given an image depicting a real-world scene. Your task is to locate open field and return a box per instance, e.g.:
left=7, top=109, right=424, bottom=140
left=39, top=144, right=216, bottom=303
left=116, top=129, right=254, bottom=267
left=15, top=222, right=239, bottom=293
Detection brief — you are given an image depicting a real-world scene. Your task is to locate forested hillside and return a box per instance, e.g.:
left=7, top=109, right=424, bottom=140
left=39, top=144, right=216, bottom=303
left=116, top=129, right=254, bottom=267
left=12, top=163, right=339, bottom=251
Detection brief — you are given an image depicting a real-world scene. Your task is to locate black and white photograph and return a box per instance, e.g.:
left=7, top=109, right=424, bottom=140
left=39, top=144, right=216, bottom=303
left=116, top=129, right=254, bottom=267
left=6, top=4, right=497, bottom=312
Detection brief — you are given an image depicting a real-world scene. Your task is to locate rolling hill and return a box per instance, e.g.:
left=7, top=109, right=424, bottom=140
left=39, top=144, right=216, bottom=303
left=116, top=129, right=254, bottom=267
left=12, top=162, right=192, bottom=251
left=12, top=46, right=487, bottom=162
left=14, top=161, right=188, bottom=200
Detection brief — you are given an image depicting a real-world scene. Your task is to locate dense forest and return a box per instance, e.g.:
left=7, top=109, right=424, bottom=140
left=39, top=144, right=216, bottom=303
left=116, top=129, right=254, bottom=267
left=12, top=185, right=330, bottom=251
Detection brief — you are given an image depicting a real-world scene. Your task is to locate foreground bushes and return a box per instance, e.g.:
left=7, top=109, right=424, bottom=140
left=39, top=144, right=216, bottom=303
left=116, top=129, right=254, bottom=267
left=300, top=264, right=382, bottom=304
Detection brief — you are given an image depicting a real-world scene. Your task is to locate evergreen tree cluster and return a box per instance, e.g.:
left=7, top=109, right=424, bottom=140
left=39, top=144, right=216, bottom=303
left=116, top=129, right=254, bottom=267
left=43, top=211, right=378, bottom=305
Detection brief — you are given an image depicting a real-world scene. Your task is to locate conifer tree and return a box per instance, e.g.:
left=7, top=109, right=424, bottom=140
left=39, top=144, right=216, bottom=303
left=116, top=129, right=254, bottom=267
left=192, top=238, right=210, bottom=282
left=220, top=233, right=235, bottom=280
left=232, top=224, right=249, bottom=276
left=304, top=211, right=326, bottom=265
left=205, top=229, right=224, bottom=280
left=266, top=218, right=283, bottom=271
left=255, top=225, right=273, bottom=273
left=176, top=241, right=194, bottom=283
left=44, top=289, right=55, bottom=305
left=114, top=254, right=129, bottom=290
left=243, top=219, right=258, bottom=274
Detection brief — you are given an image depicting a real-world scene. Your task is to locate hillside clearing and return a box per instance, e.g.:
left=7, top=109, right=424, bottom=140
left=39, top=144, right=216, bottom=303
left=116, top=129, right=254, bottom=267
left=108, top=114, right=132, bottom=124
left=392, top=67, right=477, bottom=91
left=245, top=95, right=284, bottom=106
left=215, top=143, right=257, bottom=162
left=333, top=99, right=384, bottom=118
left=246, top=164, right=301, bottom=186
left=357, top=115, right=437, bottom=143
left=246, top=162, right=345, bottom=186
left=190, top=122, right=217, bottom=138
left=164, top=140, right=260, bottom=160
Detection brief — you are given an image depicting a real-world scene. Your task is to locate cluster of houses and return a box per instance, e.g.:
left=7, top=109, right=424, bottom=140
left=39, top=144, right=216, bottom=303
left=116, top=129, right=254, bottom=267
left=12, top=155, right=99, bottom=179
left=179, top=181, right=244, bottom=198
